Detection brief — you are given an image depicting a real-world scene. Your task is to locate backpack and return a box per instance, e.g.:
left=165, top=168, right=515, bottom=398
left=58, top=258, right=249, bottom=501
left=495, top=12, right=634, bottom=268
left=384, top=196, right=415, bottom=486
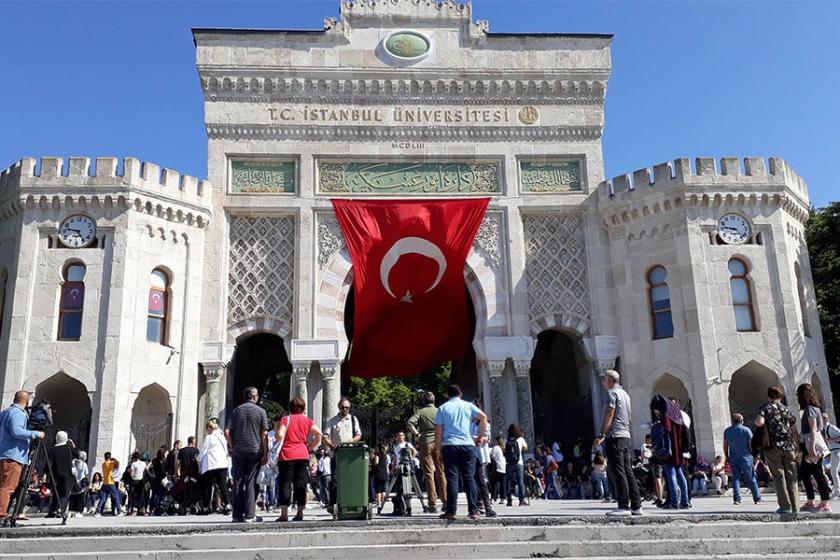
left=504, top=437, right=521, bottom=464
left=651, top=422, right=672, bottom=460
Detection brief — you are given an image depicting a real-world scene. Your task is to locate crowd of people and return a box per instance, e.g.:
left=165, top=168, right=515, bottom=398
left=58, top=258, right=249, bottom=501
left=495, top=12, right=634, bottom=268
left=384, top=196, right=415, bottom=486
left=1, top=371, right=840, bottom=523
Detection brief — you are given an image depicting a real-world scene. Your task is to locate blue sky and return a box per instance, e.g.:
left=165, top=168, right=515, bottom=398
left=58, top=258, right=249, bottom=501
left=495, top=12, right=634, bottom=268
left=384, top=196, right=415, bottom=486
left=1, top=0, right=837, bottom=207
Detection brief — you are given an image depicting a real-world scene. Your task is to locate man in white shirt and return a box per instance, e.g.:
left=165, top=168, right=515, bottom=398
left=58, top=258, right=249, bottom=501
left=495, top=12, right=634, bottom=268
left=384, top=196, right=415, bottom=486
left=322, top=397, right=362, bottom=512
left=392, top=432, right=417, bottom=471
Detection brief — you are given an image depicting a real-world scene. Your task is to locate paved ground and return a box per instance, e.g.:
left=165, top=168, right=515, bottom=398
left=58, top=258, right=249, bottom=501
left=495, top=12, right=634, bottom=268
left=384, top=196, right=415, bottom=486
left=9, top=492, right=832, bottom=530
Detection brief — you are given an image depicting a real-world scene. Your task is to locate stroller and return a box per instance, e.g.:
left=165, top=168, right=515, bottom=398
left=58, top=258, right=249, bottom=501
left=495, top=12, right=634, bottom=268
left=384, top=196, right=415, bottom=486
left=632, top=452, right=656, bottom=502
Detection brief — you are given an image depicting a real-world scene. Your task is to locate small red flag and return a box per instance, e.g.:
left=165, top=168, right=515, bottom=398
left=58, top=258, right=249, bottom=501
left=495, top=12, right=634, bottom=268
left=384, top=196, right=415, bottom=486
left=332, top=198, right=489, bottom=378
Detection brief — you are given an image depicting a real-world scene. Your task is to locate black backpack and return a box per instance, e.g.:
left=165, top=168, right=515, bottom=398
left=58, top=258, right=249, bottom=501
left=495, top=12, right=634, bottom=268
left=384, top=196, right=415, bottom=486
left=504, top=437, right=521, bottom=464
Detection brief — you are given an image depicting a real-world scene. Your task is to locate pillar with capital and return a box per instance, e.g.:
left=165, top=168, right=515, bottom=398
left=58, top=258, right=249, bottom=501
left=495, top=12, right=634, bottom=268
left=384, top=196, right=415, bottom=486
left=201, top=361, right=227, bottom=424
left=320, top=361, right=340, bottom=428
left=513, top=358, right=535, bottom=447
left=291, top=362, right=310, bottom=405
left=485, top=359, right=507, bottom=436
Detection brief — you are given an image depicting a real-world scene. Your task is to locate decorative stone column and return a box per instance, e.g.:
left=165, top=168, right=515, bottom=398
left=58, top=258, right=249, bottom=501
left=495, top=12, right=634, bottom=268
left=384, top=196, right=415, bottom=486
left=201, top=361, right=227, bottom=423
left=485, top=360, right=507, bottom=436
left=291, top=362, right=310, bottom=405
left=320, top=361, right=341, bottom=429
left=513, top=358, right=535, bottom=447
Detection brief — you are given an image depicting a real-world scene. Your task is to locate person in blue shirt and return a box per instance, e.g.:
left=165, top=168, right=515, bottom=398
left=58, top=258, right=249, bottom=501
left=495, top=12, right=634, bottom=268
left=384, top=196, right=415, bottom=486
left=434, top=384, right=488, bottom=520
left=0, top=390, right=46, bottom=520
left=723, top=412, right=762, bottom=505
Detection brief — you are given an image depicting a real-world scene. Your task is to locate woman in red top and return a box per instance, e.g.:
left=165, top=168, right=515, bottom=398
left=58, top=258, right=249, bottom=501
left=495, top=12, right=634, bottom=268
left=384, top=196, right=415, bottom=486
left=275, top=396, right=322, bottom=521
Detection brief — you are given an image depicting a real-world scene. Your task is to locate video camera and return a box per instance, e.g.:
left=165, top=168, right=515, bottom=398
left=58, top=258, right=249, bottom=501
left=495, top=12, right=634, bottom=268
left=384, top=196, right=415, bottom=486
left=26, top=399, right=53, bottom=431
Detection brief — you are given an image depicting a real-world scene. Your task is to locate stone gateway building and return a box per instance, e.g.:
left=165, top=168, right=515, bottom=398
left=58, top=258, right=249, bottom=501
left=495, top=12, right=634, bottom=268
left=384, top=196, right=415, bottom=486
left=0, top=0, right=831, bottom=463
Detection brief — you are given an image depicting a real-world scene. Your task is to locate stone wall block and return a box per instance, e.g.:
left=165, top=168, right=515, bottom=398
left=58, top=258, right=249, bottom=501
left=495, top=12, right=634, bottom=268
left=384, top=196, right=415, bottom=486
left=40, top=157, right=62, bottom=179
left=720, top=157, right=740, bottom=176
left=695, top=157, right=716, bottom=176
left=744, top=157, right=766, bottom=177
left=95, top=157, right=118, bottom=178
left=68, top=157, right=91, bottom=177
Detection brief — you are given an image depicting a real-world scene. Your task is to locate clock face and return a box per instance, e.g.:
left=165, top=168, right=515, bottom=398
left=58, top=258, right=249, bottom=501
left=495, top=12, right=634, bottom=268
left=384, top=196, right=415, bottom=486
left=58, top=215, right=96, bottom=248
left=718, top=213, right=751, bottom=245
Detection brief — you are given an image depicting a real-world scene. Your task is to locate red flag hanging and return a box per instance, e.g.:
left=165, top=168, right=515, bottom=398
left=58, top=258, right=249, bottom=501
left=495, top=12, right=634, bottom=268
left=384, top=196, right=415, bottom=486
left=332, top=198, right=489, bottom=378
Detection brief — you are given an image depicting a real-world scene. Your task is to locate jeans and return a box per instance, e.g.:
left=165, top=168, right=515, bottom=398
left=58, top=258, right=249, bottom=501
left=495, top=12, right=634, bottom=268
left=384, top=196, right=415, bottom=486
left=590, top=471, right=610, bottom=499
left=96, top=483, right=122, bottom=515
left=799, top=458, right=831, bottom=502
left=505, top=463, right=525, bottom=502
left=830, top=450, right=840, bottom=495
left=664, top=464, right=689, bottom=508
left=473, top=460, right=493, bottom=512
left=730, top=457, right=761, bottom=503
left=765, top=448, right=798, bottom=512
left=605, top=437, right=641, bottom=510
left=441, top=445, right=478, bottom=516
left=231, top=450, right=262, bottom=521
left=544, top=471, right=561, bottom=499
left=691, top=477, right=707, bottom=496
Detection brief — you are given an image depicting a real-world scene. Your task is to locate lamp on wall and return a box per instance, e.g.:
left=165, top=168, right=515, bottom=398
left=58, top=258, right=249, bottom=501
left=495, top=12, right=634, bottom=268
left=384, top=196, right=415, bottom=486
left=707, top=347, right=724, bottom=386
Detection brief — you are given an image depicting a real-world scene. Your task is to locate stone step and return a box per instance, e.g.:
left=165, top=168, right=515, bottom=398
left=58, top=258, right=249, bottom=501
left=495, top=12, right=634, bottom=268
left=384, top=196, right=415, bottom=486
left=3, top=535, right=840, bottom=560
left=4, top=520, right=840, bottom=554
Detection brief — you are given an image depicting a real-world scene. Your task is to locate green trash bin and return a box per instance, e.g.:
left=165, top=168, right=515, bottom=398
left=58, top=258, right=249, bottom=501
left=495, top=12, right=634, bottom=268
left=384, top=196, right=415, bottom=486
left=335, top=442, right=371, bottom=520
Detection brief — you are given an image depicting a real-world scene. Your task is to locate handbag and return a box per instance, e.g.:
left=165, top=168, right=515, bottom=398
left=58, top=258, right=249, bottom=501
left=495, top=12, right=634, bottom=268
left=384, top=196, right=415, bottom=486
left=804, top=430, right=830, bottom=463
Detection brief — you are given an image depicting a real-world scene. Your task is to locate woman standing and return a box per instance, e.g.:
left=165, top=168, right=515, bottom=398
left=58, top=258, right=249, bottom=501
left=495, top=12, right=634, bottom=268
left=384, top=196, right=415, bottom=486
left=504, top=424, right=528, bottom=506
left=149, top=447, right=168, bottom=513
left=127, top=452, right=148, bottom=515
left=275, top=397, right=322, bottom=522
left=70, top=451, right=89, bottom=516
left=650, top=396, right=690, bottom=510
left=199, top=419, right=231, bottom=514
left=47, top=431, right=79, bottom=518
left=372, top=442, right=390, bottom=514
left=797, top=383, right=832, bottom=513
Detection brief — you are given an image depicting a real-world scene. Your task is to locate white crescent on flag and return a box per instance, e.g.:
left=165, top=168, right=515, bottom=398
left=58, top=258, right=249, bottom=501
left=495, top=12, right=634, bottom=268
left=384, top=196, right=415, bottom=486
left=380, top=236, right=447, bottom=303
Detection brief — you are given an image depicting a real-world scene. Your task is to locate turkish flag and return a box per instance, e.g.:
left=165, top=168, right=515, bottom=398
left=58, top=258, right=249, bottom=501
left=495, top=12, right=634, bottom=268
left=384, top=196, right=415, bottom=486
left=332, top=198, right=489, bottom=378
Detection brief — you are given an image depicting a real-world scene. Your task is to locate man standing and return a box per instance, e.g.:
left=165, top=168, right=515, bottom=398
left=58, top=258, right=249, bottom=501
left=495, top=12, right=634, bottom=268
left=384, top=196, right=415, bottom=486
left=0, top=390, right=45, bottom=521
left=407, top=391, right=446, bottom=513
left=593, top=369, right=642, bottom=516
left=723, top=413, right=762, bottom=505
left=177, top=436, right=199, bottom=478
left=434, top=384, right=487, bottom=521
left=323, top=397, right=361, bottom=513
left=755, top=386, right=798, bottom=514
left=225, top=387, right=269, bottom=523
left=94, top=452, right=122, bottom=516
left=164, top=440, right=181, bottom=479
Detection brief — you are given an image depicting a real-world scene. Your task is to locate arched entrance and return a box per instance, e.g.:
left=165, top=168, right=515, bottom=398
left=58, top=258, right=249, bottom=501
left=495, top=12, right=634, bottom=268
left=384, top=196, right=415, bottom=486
left=343, top=282, right=480, bottom=445
left=530, top=329, right=593, bottom=452
left=729, top=360, right=782, bottom=427
left=227, top=333, right=292, bottom=420
left=651, top=372, right=696, bottom=448
left=130, top=384, right=172, bottom=455
left=36, top=372, right=92, bottom=451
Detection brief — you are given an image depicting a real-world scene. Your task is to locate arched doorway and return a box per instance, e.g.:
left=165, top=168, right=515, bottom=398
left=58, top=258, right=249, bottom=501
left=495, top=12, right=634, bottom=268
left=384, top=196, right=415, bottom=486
left=130, top=384, right=172, bottom=456
left=530, top=330, right=593, bottom=453
left=343, top=282, right=480, bottom=445
left=728, top=360, right=782, bottom=427
left=36, top=372, right=92, bottom=452
left=227, top=333, right=292, bottom=421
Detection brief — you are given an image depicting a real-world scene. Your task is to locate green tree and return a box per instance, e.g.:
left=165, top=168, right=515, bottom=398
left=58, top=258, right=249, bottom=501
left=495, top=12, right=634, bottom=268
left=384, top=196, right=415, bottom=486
left=806, top=202, right=840, bottom=412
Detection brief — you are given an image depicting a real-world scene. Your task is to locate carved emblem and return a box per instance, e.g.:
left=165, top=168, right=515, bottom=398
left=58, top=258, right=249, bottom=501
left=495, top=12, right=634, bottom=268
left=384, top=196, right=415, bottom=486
left=521, top=161, right=582, bottom=193
left=318, top=161, right=500, bottom=194
left=518, top=106, right=539, bottom=125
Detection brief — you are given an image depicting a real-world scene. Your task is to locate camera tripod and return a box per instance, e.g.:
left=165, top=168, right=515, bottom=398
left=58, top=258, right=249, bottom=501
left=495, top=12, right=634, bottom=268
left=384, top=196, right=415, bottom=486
left=385, top=460, right=428, bottom=516
left=3, top=437, right=67, bottom=527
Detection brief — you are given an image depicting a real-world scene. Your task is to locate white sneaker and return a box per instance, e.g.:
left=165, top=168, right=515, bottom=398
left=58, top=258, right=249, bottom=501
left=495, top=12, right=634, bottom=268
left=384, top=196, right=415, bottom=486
left=606, top=508, right=632, bottom=516
left=93, top=513, right=101, bottom=518
left=631, top=507, right=643, bottom=516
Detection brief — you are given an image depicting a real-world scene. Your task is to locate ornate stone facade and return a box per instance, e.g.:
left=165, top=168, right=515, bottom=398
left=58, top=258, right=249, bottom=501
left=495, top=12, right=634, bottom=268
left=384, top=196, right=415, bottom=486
left=0, top=0, right=831, bottom=466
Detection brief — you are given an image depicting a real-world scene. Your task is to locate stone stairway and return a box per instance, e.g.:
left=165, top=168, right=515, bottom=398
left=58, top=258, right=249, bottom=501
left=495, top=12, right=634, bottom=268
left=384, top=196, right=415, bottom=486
left=2, top=515, right=840, bottom=559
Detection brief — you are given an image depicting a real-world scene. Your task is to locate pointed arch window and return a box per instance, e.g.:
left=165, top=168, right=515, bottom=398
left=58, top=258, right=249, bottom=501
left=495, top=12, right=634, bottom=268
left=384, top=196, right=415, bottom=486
left=147, top=268, right=170, bottom=344
left=58, top=263, right=86, bottom=341
left=648, top=265, right=674, bottom=339
left=728, top=258, right=756, bottom=332
left=795, top=262, right=810, bottom=337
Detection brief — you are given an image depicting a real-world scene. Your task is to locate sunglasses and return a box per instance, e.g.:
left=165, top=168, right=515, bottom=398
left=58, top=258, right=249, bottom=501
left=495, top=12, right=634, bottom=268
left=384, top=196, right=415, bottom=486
left=340, top=406, right=350, bottom=410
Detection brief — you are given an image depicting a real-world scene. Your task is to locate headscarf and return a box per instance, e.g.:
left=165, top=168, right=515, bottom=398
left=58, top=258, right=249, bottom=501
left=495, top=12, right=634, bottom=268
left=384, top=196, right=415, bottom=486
left=665, top=399, right=684, bottom=426
left=78, top=451, right=87, bottom=462
left=55, top=431, right=68, bottom=446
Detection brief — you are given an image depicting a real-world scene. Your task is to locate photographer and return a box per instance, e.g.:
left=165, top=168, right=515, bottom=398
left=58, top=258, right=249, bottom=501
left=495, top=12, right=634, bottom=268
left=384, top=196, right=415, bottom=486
left=0, top=390, right=45, bottom=522
left=407, top=391, right=446, bottom=513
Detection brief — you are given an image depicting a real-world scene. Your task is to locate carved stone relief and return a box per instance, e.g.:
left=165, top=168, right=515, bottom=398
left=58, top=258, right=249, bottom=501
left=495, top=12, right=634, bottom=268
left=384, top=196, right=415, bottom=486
left=474, top=212, right=503, bottom=270
left=317, top=215, right=344, bottom=270
left=523, top=213, right=590, bottom=324
left=318, top=161, right=500, bottom=194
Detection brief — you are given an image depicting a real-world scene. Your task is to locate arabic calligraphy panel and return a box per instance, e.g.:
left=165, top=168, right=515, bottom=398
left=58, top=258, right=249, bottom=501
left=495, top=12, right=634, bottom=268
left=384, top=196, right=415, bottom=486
left=520, top=161, right=582, bottom=193
left=317, top=161, right=500, bottom=194
left=230, top=160, right=296, bottom=194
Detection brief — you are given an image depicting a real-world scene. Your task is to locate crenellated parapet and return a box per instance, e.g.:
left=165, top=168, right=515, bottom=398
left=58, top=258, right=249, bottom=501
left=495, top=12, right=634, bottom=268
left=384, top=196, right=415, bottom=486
left=0, top=157, right=212, bottom=225
left=597, top=157, right=810, bottom=228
